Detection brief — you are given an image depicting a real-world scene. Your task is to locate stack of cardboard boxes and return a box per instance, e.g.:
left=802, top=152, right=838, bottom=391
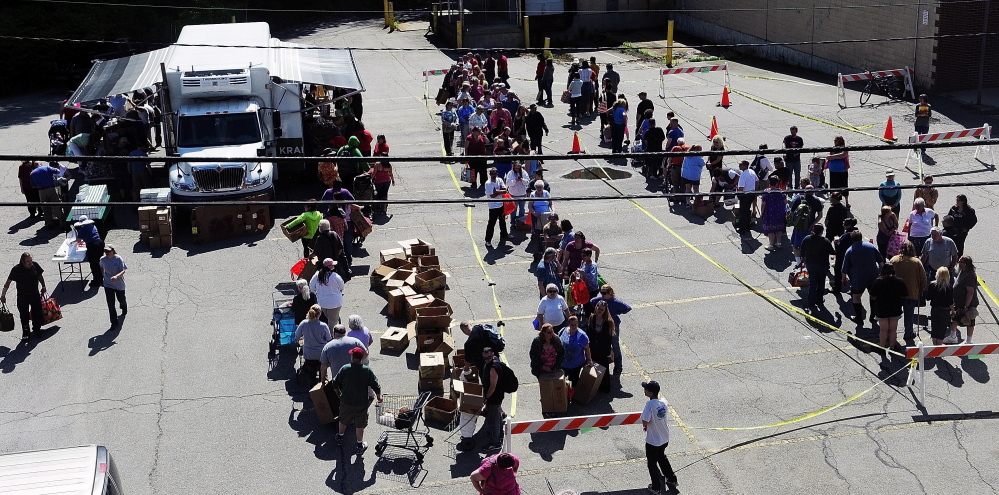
left=138, top=206, right=173, bottom=249
left=190, top=194, right=271, bottom=244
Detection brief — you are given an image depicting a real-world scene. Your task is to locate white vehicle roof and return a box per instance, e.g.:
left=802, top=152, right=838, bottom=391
left=0, top=445, right=100, bottom=494
left=179, top=99, right=260, bottom=116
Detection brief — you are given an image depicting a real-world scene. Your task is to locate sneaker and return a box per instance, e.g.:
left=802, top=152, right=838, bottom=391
left=666, top=479, right=679, bottom=489
left=455, top=438, right=475, bottom=452
left=335, top=433, right=343, bottom=446
left=965, top=338, right=973, bottom=345
left=356, top=442, right=368, bottom=454
left=647, top=485, right=662, bottom=495
left=942, top=332, right=959, bottom=345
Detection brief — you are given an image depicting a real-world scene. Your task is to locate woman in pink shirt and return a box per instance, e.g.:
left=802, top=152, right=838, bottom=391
left=372, top=135, right=394, bottom=215
left=470, top=453, right=520, bottom=495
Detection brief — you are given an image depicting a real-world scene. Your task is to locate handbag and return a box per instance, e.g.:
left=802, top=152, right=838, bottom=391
left=502, top=193, right=516, bottom=215
left=435, top=88, right=449, bottom=106
left=901, top=219, right=911, bottom=233
left=460, top=164, right=472, bottom=183
left=0, top=303, right=14, bottom=332
left=886, top=231, right=906, bottom=257
left=40, top=296, right=62, bottom=325
left=570, top=280, right=590, bottom=308
left=560, top=89, right=571, bottom=104
left=597, top=100, right=608, bottom=114
left=788, top=268, right=810, bottom=288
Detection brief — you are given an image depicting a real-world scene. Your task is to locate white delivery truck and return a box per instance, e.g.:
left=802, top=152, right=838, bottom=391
left=66, top=22, right=365, bottom=201
left=0, top=445, right=125, bottom=494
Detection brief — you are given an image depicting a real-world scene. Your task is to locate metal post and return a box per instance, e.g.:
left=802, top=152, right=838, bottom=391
left=917, top=340, right=926, bottom=405
left=384, top=0, right=390, bottom=27
left=543, top=37, right=551, bottom=59
left=666, top=20, right=674, bottom=66
left=456, top=20, right=463, bottom=49
left=977, top=0, right=990, bottom=106
left=502, top=418, right=513, bottom=453
left=388, top=2, right=395, bottom=27
left=432, top=4, right=438, bottom=34
left=458, top=0, right=464, bottom=49
left=523, top=16, right=530, bottom=49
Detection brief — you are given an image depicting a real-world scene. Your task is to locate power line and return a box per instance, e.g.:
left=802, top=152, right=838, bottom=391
left=5, top=139, right=996, bottom=164
left=2, top=32, right=997, bottom=53
left=8, top=0, right=986, bottom=15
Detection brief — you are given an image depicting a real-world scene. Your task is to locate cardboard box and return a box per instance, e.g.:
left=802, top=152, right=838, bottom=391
left=414, top=268, right=447, bottom=293
left=379, top=248, right=406, bottom=263
left=424, top=397, right=457, bottom=425
left=281, top=218, right=307, bottom=243
left=387, top=286, right=417, bottom=319
left=452, top=349, right=466, bottom=368
left=406, top=322, right=417, bottom=341
left=398, top=238, right=432, bottom=254
left=429, top=289, right=447, bottom=300
left=380, top=327, right=409, bottom=352
left=574, top=363, right=607, bottom=405
left=416, top=305, right=452, bottom=330
left=405, top=294, right=436, bottom=321
left=309, top=381, right=340, bottom=425
left=148, top=236, right=162, bottom=249
left=138, top=206, right=157, bottom=221
left=450, top=373, right=481, bottom=400
left=458, top=382, right=485, bottom=414
left=416, top=255, right=441, bottom=269
left=156, top=223, right=172, bottom=235
left=140, top=232, right=153, bottom=244
left=418, top=377, right=444, bottom=392
left=419, top=352, right=446, bottom=378
left=435, top=332, right=456, bottom=355
left=539, top=371, right=569, bottom=413
left=190, top=203, right=258, bottom=244
left=155, top=207, right=171, bottom=223
left=139, top=222, right=157, bottom=233
left=383, top=269, right=417, bottom=290
left=160, top=235, right=173, bottom=249
left=416, top=332, right=445, bottom=354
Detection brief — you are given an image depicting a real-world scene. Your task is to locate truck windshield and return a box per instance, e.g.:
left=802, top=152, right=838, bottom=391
left=177, top=113, right=261, bottom=148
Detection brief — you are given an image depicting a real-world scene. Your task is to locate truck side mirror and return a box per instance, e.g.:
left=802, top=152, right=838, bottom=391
left=272, top=111, right=282, bottom=137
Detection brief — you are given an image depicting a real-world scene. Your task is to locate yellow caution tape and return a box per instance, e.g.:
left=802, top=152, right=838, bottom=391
left=978, top=276, right=999, bottom=307
left=728, top=88, right=891, bottom=143
left=447, top=162, right=517, bottom=417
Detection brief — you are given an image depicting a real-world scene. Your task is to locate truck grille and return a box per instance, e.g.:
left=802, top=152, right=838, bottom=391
left=192, top=167, right=245, bottom=191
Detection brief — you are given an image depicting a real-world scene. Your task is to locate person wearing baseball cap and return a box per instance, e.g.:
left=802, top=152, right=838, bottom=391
left=641, top=380, right=677, bottom=493
left=332, top=346, right=382, bottom=454
left=100, top=243, right=127, bottom=328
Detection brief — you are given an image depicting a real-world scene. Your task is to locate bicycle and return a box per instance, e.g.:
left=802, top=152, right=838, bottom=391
left=860, top=71, right=905, bottom=105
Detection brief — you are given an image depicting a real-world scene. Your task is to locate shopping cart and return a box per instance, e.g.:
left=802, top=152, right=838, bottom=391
left=268, top=290, right=298, bottom=366
left=374, top=392, right=434, bottom=461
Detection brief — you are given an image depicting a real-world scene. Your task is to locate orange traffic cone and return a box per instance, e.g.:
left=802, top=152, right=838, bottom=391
left=883, top=116, right=896, bottom=142
left=717, top=87, right=731, bottom=108
left=568, top=131, right=584, bottom=154
left=709, top=116, right=720, bottom=139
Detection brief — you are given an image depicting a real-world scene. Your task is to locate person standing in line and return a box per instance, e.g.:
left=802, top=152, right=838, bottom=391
left=947, top=194, right=977, bottom=256
left=586, top=300, right=615, bottom=393
left=505, top=162, right=529, bottom=229
left=309, top=258, right=345, bottom=325
left=483, top=52, right=496, bottom=88
left=29, top=161, right=65, bottom=229
left=1, top=252, right=47, bottom=341
left=924, top=267, right=954, bottom=346
left=788, top=183, right=824, bottom=265
left=465, top=126, right=489, bottom=189
left=470, top=452, right=521, bottom=495
left=484, top=168, right=508, bottom=245
left=842, top=231, right=885, bottom=327
left=945, top=256, right=980, bottom=344
left=479, top=346, right=507, bottom=451
left=920, top=227, right=958, bottom=287
left=603, top=63, right=620, bottom=93
left=99, top=245, right=127, bottom=327
left=559, top=315, right=592, bottom=388
left=825, top=136, right=850, bottom=207
left=292, top=279, right=318, bottom=325
left=589, top=284, right=631, bottom=375
left=441, top=101, right=458, bottom=157
left=537, top=283, right=570, bottom=330
left=782, top=126, right=804, bottom=188
left=635, top=92, right=655, bottom=137
left=876, top=206, right=899, bottom=259
left=346, top=314, right=374, bottom=364
left=641, top=380, right=678, bottom=494
left=320, top=326, right=367, bottom=387
left=823, top=192, right=849, bottom=243
left=295, top=304, right=332, bottom=382
left=285, top=201, right=323, bottom=259
left=73, top=215, right=105, bottom=288
left=534, top=53, right=547, bottom=104
left=332, top=347, right=383, bottom=454
left=736, top=160, right=759, bottom=236
left=540, top=58, right=555, bottom=106
left=371, top=135, right=394, bottom=216
left=906, top=197, right=938, bottom=256
left=914, top=94, right=932, bottom=150
left=567, top=72, right=584, bottom=126
left=610, top=98, right=628, bottom=153
left=869, top=263, right=909, bottom=357
left=798, top=224, right=835, bottom=310
left=536, top=247, right=563, bottom=297
left=879, top=170, right=902, bottom=217
left=496, top=51, right=510, bottom=88
left=890, top=241, right=927, bottom=343
left=760, top=176, right=787, bottom=250
left=912, top=175, right=938, bottom=210
left=832, top=218, right=859, bottom=294
left=525, top=104, right=549, bottom=155
left=17, top=161, right=40, bottom=219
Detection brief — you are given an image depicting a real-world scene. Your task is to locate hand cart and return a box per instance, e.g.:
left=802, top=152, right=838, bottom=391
left=374, top=392, right=434, bottom=462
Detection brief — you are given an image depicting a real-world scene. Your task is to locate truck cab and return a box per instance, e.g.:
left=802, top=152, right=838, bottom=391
left=0, top=445, right=124, bottom=495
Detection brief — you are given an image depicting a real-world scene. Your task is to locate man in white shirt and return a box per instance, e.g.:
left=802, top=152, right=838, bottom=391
left=484, top=168, right=508, bottom=244
left=641, top=380, right=677, bottom=494
left=469, top=106, right=490, bottom=135
left=736, top=160, right=758, bottom=235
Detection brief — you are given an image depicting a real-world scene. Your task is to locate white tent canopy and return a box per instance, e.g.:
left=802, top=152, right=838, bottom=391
left=67, top=22, right=364, bottom=106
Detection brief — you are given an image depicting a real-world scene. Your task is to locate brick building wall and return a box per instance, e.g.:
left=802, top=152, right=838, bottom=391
left=933, top=0, right=999, bottom=92
left=672, top=0, right=948, bottom=91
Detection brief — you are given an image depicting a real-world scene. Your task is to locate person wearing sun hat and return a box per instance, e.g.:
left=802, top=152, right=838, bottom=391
left=879, top=169, right=902, bottom=217
left=332, top=346, right=382, bottom=454
left=309, top=258, right=345, bottom=325
left=99, top=244, right=127, bottom=327
left=641, top=380, right=677, bottom=494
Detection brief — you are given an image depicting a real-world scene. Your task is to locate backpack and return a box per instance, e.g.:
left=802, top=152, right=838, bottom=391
left=473, top=323, right=506, bottom=354
left=791, top=199, right=812, bottom=232
left=497, top=361, right=519, bottom=393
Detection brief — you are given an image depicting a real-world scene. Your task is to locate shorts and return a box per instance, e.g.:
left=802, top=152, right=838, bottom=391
left=338, top=402, right=370, bottom=428
left=876, top=314, right=902, bottom=322
left=849, top=287, right=868, bottom=296
left=682, top=177, right=699, bottom=186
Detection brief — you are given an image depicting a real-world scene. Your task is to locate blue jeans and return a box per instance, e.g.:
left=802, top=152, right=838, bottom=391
left=343, top=221, right=355, bottom=262
left=510, top=196, right=526, bottom=223
left=901, top=298, right=918, bottom=339
left=483, top=404, right=503, bottom=444
left=804, top=262, right=828, bottom=307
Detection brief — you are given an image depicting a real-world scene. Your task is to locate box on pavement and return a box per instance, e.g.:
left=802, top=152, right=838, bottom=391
left=458, top=382, right=485, bottom=414
left=405, top=294, right=436, bottom=321
left=418, top=377, right=445, bottom=392
left=574, top=363, right=607, bottom=405
left=371, top=259, right=415, bottom=291
left=414, top=269, right=447, bottom=293
left=387, top=285, right=417, bottom=319
left=380, top=248, right=406, bottom=263
left=435, top=332, right=456, bottom=355
left=539, top=370, right=569, bottom=413
left=424, top=397, right=457, bottom=425
left=309, top=381, right=340, bottom=425
left=452, top=349, right=466, bottom=368
left=419, top=352, right=446, bottom=379
left=450, top=372, right=481, bottom=400
left=415, top=331, right=445, bottom=354
left=416, top=305, right=452, bottom=331
left=380, top=327, right=409, bottom=352
left=138, top=206, right=157, bottom=221
left=159, top=235, right=173, bottom=249
left=398, top=238, right=433, bottom=256
left=384, top=269, right=417, bottom=291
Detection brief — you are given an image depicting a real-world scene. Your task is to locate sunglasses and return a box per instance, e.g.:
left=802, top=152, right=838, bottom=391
left=600, top=290, right=609, bottom=295
left=547, top=289, right=557, bottom=293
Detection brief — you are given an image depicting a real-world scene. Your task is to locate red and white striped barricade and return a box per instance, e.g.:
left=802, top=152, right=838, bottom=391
left=659, top=63, right=730, bottom=99
left=836, top=67, right=915, bottom=108
left=423, top=68, right=450, bottom=103
left=502, top=411, right=643, bottom=453
left=906, top=341, right=999, bottom=406
left=904, top=123, right=994, bottom=173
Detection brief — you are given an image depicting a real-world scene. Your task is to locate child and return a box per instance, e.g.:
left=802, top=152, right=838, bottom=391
left=808, top=156, right=824, bottom=189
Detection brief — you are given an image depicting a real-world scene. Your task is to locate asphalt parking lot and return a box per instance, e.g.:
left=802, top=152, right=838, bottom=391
left=1, top=16, right=998, bottom=495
